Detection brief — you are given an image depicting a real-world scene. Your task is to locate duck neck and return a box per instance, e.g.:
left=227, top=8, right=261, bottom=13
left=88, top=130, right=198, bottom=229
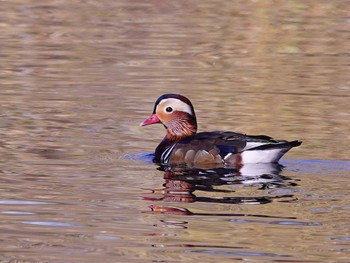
left=165, top=117, right=197, bottom=142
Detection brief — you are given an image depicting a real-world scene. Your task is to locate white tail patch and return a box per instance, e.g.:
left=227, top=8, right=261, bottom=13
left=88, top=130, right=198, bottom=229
left=241, top=148, right=289, bottom=163
left=242, top=142, right=269, bottom=151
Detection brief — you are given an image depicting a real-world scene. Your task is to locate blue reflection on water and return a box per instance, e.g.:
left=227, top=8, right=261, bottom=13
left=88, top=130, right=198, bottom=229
left=21, top=221, right=82, bottom=227
left=281, top=159, right=350, bottom=174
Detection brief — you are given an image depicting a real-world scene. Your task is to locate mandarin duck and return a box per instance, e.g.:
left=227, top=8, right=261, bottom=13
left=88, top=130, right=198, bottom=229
left=140, top=94, right=302, bottom=165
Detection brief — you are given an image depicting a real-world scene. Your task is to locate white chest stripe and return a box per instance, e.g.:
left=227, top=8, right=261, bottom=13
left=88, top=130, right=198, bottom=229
left=161, top=143, right=177, bottom=164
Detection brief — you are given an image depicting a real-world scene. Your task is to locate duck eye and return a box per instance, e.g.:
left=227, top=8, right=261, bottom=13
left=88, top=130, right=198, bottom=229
left=165, top=107, right=173, bottom=113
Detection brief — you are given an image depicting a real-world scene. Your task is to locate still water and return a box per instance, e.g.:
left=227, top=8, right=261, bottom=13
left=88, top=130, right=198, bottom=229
left=0, top=1, right=349, bottom=262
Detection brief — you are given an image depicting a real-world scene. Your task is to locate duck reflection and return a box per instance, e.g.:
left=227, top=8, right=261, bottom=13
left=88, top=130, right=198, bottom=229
left=143, top=163, right=298, bottom=215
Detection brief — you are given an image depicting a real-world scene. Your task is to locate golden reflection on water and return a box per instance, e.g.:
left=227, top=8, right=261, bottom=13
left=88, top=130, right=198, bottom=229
left=0, top=1, right=349, bottom=262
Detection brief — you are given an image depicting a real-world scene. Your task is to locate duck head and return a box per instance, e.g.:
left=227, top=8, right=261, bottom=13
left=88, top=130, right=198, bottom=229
left=140, top=94, right=198, bottom=141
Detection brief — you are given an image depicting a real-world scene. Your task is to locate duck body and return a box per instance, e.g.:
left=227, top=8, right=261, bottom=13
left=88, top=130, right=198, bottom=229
left=141, top=94, right=302, bottom=166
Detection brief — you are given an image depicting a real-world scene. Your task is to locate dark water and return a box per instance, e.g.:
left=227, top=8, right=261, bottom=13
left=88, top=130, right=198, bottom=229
left=0, top=1, right=349, bottom=262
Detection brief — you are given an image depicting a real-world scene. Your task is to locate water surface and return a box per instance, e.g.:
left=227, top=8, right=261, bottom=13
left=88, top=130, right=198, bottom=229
left=0, top=1, right=349, bottom=262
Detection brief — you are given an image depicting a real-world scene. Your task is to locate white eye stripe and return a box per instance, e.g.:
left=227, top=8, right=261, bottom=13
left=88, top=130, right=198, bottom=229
left=158, top=98, right=193, bottom=115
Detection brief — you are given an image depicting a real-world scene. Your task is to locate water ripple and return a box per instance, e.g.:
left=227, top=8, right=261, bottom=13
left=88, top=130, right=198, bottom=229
left=0, top=200, right=55, bottom=205
left=21, top=221, right=82, bottom=227
left=186, top=248, right=291, bottom=258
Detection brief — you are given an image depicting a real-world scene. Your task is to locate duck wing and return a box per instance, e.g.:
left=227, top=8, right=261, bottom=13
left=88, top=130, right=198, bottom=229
left=163, top=132, right=301, bottom=164
left=167, top=131, right=247, bottom=164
